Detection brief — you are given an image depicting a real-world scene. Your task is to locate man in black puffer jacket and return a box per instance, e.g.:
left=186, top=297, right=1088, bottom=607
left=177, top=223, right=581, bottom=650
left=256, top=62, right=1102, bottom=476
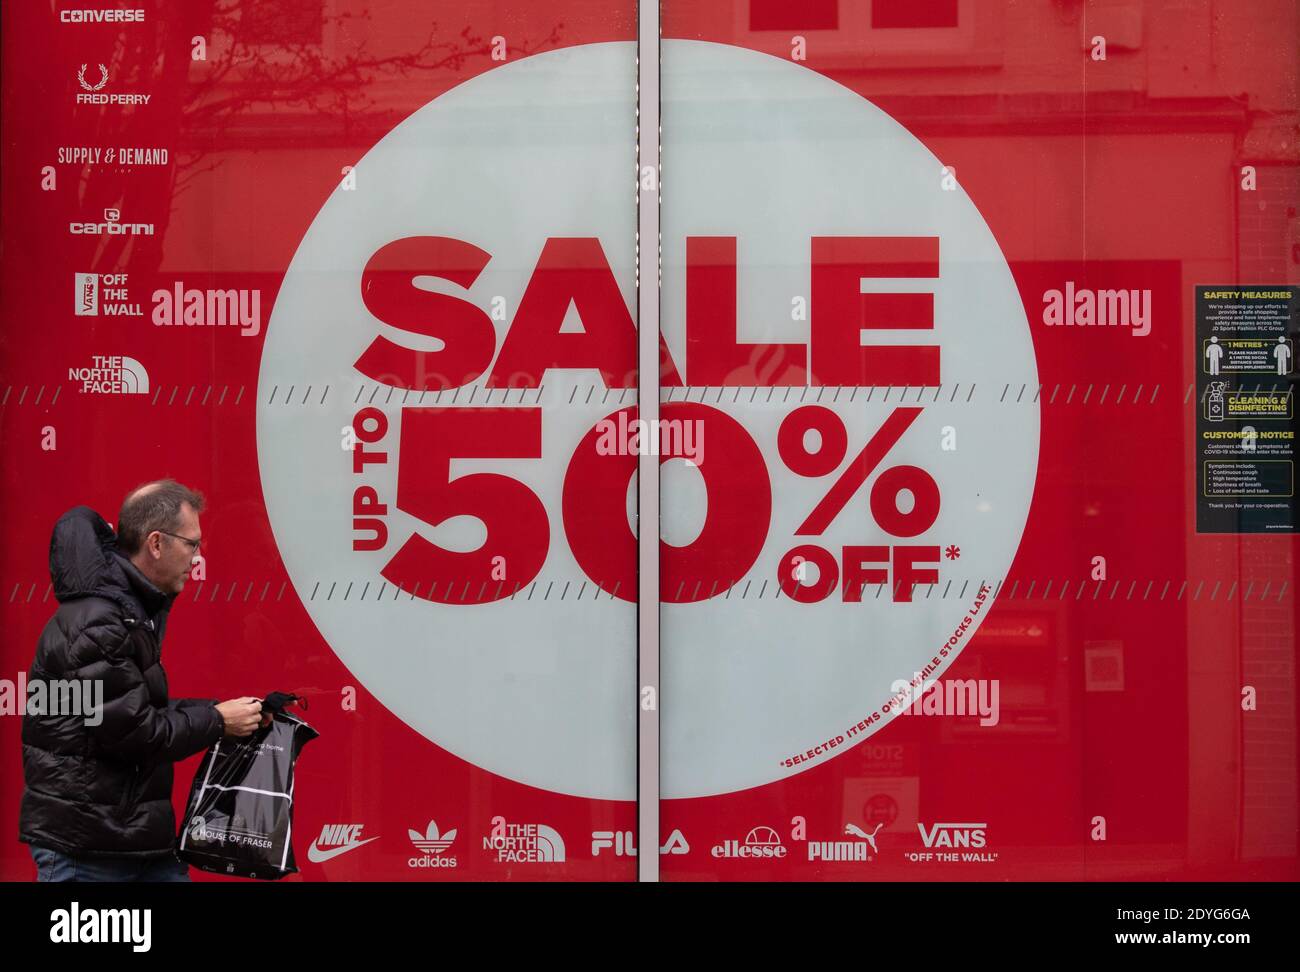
left=19, top=480, right=264, bottom=881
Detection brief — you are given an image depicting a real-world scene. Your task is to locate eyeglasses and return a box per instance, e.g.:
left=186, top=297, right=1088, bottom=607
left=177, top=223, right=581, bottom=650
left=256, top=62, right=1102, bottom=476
left=158, top=530, right=202, bottom=554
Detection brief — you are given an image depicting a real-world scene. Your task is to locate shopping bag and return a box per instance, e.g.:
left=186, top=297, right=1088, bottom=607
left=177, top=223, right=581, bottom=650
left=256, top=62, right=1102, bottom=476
left=176, top=695, right=318, bottom=880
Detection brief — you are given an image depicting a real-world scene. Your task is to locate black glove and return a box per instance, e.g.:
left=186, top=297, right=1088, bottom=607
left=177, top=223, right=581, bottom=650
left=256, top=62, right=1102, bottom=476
left=260, top=692, right=307, bottom=716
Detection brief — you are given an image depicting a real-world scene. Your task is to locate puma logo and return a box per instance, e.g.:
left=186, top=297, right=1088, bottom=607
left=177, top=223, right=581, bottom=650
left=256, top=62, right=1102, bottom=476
left=844, top=822, right=884, bottom=853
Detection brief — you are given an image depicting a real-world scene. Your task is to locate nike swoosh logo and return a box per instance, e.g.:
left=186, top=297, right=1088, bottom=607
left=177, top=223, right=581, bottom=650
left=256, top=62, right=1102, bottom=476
left=307, top=836, right=379, bottom=863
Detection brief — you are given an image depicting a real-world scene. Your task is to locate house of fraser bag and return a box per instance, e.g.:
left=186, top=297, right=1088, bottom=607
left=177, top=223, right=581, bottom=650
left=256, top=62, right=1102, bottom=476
left=176, top=695, right=318, bottom=880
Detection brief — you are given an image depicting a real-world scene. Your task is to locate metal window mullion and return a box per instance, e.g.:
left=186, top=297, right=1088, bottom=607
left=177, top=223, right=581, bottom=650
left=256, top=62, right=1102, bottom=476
left=635, top=0, right=661, bottom=884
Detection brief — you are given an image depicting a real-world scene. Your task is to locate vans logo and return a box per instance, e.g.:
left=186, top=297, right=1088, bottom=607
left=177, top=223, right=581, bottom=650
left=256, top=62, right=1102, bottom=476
left=918, top=822, right=986, bottom=849
left=307, top=823, right=378, bottom=863
left=75, top=273, right=141, bottom=317
left=75, top=272, right=98, bottom=315
left=910, top=822, right=998, bottom=863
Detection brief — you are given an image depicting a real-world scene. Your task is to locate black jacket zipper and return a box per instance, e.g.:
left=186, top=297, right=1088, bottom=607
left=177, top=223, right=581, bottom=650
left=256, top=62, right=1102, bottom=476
left=118, top=764, right=141, bottom=818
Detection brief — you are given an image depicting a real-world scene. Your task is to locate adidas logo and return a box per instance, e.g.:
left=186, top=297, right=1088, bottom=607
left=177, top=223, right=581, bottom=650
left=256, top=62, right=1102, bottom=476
left=407, top=820, right=458, bottom=869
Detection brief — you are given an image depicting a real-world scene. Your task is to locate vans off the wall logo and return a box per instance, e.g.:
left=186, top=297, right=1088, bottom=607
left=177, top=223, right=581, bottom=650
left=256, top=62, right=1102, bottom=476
left=258, top=41, right=1038, bottom=802
left=75, top=273, right=141, bottom=317
left=907, top=822, right=998, bottom=864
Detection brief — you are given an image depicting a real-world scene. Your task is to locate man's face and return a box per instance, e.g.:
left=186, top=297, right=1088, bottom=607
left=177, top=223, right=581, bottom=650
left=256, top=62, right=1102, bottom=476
left=149, top=503, right=202, bottom=595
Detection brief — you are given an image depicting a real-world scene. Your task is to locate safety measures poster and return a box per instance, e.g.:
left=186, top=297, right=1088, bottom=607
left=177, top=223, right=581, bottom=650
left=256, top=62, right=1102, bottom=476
left=1195, top=286, right=1297, bottom=534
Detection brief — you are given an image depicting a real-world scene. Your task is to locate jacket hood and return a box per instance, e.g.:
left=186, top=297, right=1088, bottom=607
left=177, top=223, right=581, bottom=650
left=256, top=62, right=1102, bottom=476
left=49, top=506, right=172, bottom=619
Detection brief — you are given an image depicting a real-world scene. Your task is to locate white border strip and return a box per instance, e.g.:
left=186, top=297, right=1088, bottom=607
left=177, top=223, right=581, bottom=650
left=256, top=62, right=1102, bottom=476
left=636, top=0, right=661, bottom=884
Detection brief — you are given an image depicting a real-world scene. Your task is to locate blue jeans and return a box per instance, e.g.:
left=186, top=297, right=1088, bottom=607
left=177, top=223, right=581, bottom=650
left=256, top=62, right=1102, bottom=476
left=30, top=845, right=191, bottom=883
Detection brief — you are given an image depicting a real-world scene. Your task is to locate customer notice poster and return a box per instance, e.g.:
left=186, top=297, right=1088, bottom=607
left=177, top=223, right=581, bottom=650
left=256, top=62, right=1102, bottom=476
left=1196, top=286, right=1298, bottom=533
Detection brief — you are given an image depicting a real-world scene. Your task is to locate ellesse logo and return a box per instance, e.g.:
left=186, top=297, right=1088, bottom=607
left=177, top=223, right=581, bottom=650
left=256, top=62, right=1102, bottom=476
left=711, top=825, right=786, bottom=859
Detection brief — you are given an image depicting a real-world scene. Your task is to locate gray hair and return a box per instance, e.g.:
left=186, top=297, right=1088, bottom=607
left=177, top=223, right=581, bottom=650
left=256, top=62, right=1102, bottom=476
left=116, top=479, right=206, bottom=556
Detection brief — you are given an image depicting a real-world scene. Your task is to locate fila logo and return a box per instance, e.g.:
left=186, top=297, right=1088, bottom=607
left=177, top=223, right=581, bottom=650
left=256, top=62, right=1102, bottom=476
left=307, top=823, right=378, bottom=863
left=918, top=822, right=987, bottom=849
left=590, top=829, right=690, bottom=857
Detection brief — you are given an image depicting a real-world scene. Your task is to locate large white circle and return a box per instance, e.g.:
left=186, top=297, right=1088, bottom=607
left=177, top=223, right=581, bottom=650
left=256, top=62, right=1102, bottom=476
left=258, top=40, right=1038, bottom=801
